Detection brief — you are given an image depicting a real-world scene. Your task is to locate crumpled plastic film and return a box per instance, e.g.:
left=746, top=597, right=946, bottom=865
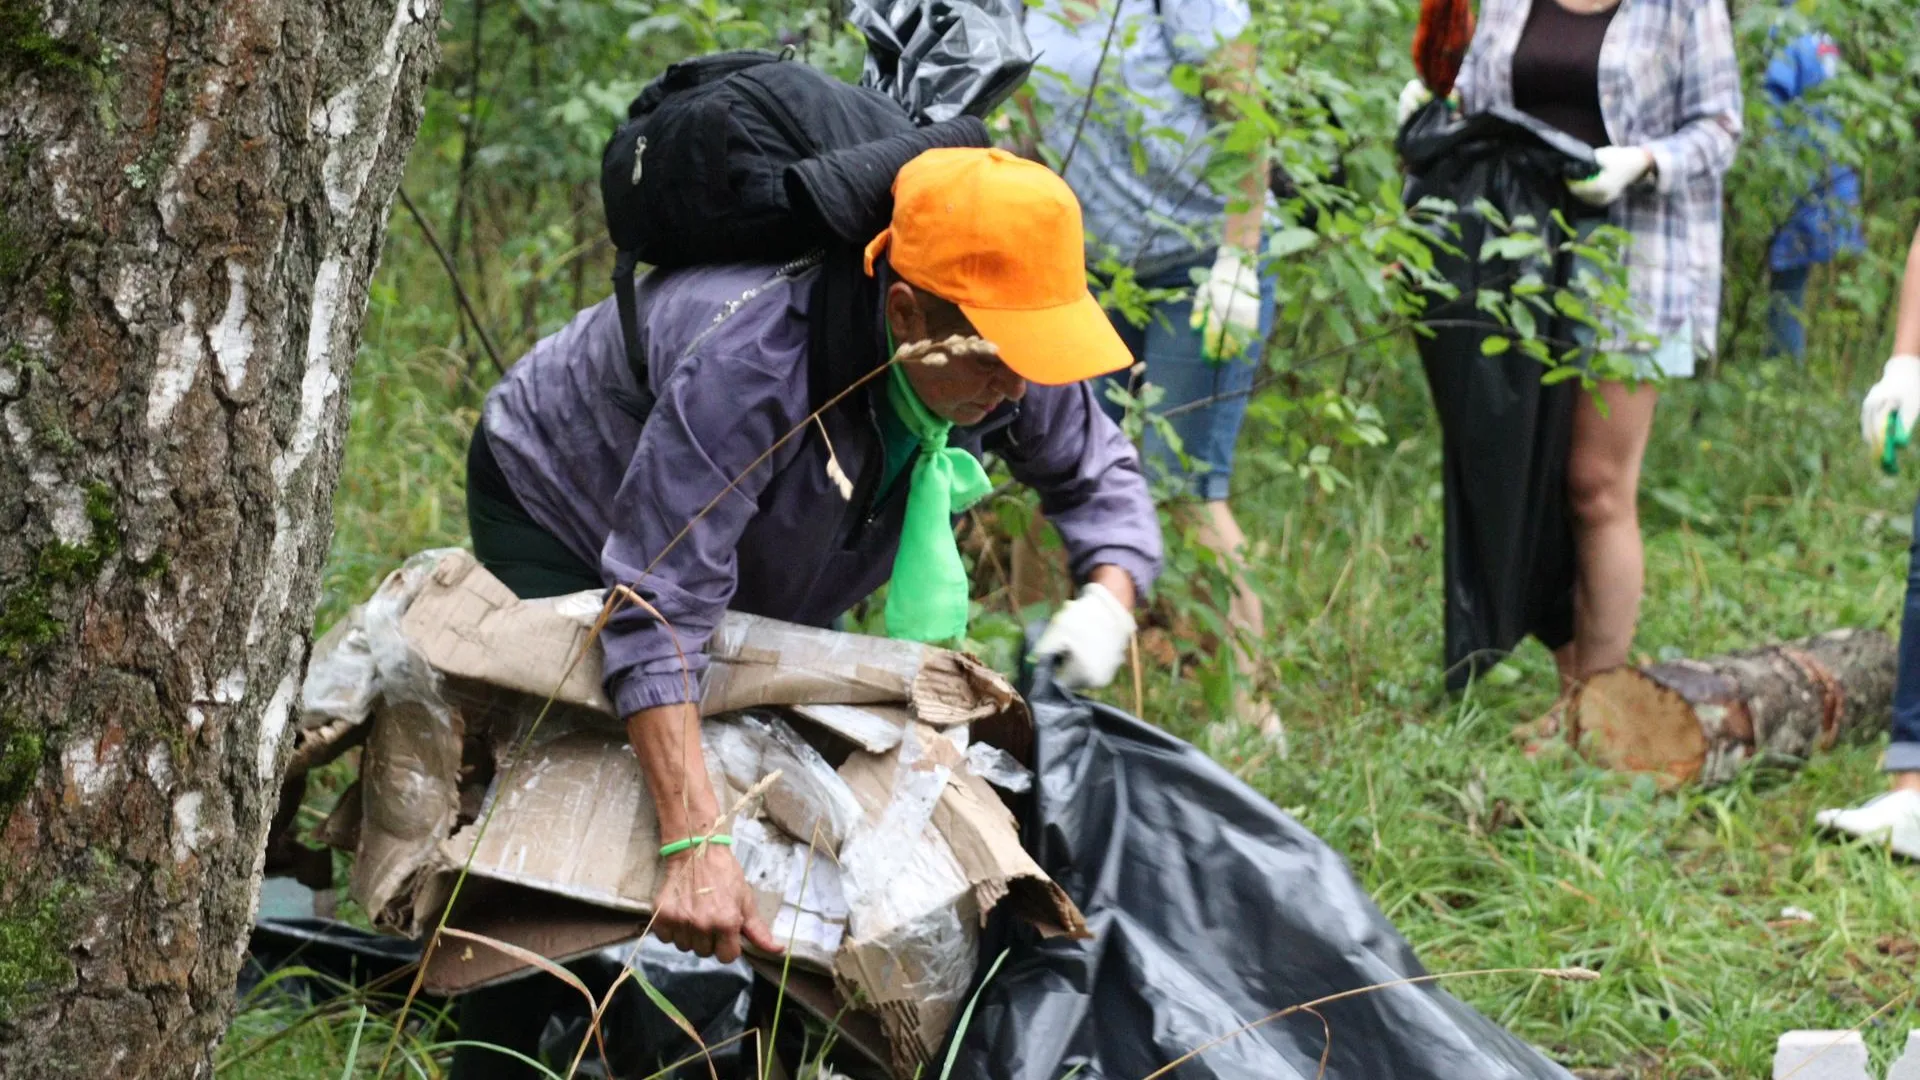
left=964, top=742, right=1032, bottom=793
left=836, top=725, right=979, bottom=1067
left=731, top=816, right=849, bottom=966
left=301, top=606, right=376, bottom=730
left=360, top=551, right=464, bottom=724
left=303, top=549, right=464, bottom=729
left=852, top=0, right=1034, bottom=124
left=706, top=713, right=867, bottom=854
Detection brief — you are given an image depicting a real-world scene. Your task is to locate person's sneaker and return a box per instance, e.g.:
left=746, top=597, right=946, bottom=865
left=1814, top=789, right=1920, bottom=859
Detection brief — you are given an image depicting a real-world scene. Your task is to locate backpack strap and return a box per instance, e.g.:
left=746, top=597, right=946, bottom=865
left=611, top=248, right=656, bottom=421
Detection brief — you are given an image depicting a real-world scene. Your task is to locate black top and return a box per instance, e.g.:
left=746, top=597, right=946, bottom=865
left=1510, top=0, right=1617, bottom=149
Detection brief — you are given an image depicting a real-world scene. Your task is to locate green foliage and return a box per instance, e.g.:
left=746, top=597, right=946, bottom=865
left=0, top=0, right=97, bottom=78
left=0, top=715, right=42, bottom=809
left=264, top=0, right=1920, bottom=1075
left=0, top=586, right=60, bottom=665
left=35, top=483, right=120, bottom=585
left=0, top=884, right=73, bottom=1023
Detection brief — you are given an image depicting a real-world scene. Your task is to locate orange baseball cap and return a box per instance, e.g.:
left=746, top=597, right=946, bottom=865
left=864, top=147, right=1133, bottom=387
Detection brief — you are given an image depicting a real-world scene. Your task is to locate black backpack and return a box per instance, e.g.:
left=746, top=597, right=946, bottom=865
left=601, top=50, right=945, bottom=415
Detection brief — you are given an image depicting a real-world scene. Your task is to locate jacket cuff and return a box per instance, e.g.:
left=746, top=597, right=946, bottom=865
left=1076, top=549, right=1161, bottom=603
left=609, top=667, right=704, bottom=718
left=1644, top=142, right=1680, bottom=196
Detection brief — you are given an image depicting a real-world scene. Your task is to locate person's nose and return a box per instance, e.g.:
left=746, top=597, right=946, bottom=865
left=994, top=368, right=1028, bottom=402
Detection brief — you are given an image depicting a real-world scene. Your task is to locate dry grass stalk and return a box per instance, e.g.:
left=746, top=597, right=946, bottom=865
left=1139, top=966, right=1602, bottom=1080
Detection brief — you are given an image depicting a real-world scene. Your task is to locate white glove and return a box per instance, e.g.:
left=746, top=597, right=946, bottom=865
left=1861, top=355, right=1920, bottom=447
left=1189, top=245, right=1261, bottom=361
left=1397, top=78, right=1433, bottom=127
left=1567, top=146, right=1655, bottom=207
left=1032, top=582, right=1135, bottom=691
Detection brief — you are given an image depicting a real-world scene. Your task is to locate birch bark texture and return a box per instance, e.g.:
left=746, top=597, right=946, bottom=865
left=0, top=1, right=439, bottom=1074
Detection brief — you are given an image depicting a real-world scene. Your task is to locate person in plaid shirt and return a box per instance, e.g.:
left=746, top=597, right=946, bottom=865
left=1454, top=0, right=1743, bottom=731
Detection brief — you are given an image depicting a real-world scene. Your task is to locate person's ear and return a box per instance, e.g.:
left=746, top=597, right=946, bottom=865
left=884, top=282, right=928, bottom=345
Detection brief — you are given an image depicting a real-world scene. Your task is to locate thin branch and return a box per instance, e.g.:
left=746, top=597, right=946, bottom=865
left=397, top=187, right=507, bottom=375
left=1058, top=0, right=1129, bottom=177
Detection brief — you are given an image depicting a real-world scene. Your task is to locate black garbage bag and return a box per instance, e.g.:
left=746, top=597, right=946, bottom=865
left=532, top=941, right=754, bottom=1080
left=1397, top=102, right=1598, bottom=689
left=242, top=915, right=426, bottom=1007
left=851, top=0, right=1033, bottom=123
left=942, top=666, right=1578, bottom=1079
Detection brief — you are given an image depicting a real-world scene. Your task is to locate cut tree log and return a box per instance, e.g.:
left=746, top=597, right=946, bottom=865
left=1569, top=629, right=1896, bottom=787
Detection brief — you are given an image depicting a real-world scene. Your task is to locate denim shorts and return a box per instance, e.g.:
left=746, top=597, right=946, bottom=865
left=1099, top=257, right=1279, bottom=501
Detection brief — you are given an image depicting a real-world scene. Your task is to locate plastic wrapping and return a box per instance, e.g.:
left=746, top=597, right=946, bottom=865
left=300, top=548, right=461, bottom=730
left=852, top=0, right=1033, bottom=124
left=706, top=712, right=868, bottom=855
left=836, top=727, right=979, bottom=1073
left=942, top=663, right=1579, bottom=1079
left=964, top=742, right=1032, bottom=793
left=1397, top=104, right=1595, bottom=688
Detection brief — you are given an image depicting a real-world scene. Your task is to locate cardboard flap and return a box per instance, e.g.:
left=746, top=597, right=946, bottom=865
left=441, top=729, right=666, bottom=913
left=790, top=703, right=909, bottom=754
left=351, top=698, right=464, bottom=938
left=402, top=551, right=613, bottom=711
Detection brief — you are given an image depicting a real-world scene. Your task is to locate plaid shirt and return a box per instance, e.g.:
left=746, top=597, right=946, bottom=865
left=1457, top=0, right=1743, bottom=356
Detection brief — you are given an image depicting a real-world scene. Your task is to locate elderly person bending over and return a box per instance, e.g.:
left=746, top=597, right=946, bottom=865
left=467, top=147, right=1163, bottom=960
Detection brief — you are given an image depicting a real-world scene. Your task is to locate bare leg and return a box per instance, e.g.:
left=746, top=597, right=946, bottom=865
left=1521, top=383, right=1658, bottom=746
left=1563, top=381, right=1660, bottom=680
left=1187, top=499, right=1284, bottom=746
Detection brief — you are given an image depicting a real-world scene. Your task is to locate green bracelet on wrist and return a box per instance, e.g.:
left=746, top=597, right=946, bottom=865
left=659, top=834, right=734, bottom=859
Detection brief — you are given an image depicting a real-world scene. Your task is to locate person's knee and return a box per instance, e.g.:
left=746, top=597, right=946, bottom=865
left=1566, top=456, right=1634, bottom=528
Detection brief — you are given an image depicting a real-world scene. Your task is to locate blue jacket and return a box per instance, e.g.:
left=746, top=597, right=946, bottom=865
left=1765, top=28, right=1863, bottom=272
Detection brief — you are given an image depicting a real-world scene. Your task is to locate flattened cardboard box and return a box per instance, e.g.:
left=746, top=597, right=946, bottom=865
left=319, top=551, right=1081, bottom=1077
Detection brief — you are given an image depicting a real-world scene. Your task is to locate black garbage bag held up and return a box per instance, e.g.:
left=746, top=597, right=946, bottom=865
left=942, top=665, right=1578, bottom=1079
left=1397, top=102, right=1598, bottom=689
left=851, top=0, right=1034, bottom=124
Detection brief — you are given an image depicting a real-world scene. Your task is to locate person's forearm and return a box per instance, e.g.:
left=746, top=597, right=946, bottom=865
left=1088, top=563, right=1138, bottom=611
left=626, top=703, right=720, bottom=843
left=1896, top=227, right=1920, bottom=358
left=1205, top=40, right=1266, bottom=252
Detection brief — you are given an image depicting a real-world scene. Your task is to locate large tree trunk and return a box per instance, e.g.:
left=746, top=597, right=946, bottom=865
left=1570, top=629, right=1897, bottom=788
left=0, top=2, right=439, bottom=1075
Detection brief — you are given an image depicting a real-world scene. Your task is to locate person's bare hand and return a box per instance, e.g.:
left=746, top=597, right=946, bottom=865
left=649, top=845, right=782, bottom=963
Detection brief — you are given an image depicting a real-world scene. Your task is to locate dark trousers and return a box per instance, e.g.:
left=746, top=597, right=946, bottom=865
left=1766, top=265, right=1811, bottom=363
left=1891, top=493, right=1920, bottom=772
left=465, top=421, right=602, bottom=599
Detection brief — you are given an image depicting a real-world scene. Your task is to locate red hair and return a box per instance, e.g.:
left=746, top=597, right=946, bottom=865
left=1413, top=0, right=1474, bottom=99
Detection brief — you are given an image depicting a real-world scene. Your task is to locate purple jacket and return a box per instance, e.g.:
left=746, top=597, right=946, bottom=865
left=483, top=260, right=1162, bottom=717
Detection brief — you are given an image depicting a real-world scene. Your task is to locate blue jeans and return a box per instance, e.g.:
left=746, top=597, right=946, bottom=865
left=1767, top=265, right=1811, bottom=363
left=1891, top=492, right=1920, bottom=771
left=1099, top=257, right=1278, bottom=501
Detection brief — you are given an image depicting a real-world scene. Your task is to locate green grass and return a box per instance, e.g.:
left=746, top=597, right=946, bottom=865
left=253, top=154, right=1920, bottom=1077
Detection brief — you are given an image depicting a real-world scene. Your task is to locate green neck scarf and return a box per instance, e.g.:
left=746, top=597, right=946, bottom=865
left=882, top=362, right=992, bottom=644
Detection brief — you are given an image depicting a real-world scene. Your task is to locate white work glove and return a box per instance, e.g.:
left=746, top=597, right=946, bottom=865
left=1397, top=78, right=1433, bottom=127
left=1567, top=146, right=1655, bottom=207
left=1032, top=582, right=1135, bottom=691
left=1189, top=245, right=1261, bottom=361
left=1861, top=355, right=1920, bottom=447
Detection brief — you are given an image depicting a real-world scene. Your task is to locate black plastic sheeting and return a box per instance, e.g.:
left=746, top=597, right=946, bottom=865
left=941, top=664, right=1578, bottom=1080
left=242, top=916, right=425, bottom=1007
left=851, top=0, right=1033, bottom=124
left=1397, top=102, right=1598, bottom=689
left=531, top=942, right=754, bottom=1080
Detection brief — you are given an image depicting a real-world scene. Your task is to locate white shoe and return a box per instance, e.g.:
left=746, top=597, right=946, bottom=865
left=1814, top=789, right=1920, bottom=859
